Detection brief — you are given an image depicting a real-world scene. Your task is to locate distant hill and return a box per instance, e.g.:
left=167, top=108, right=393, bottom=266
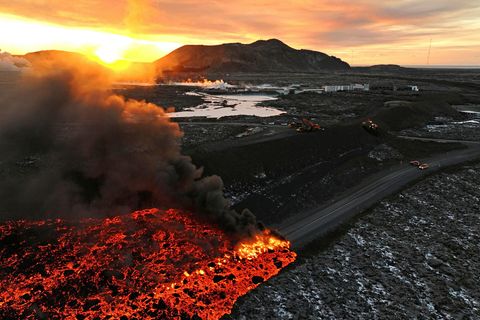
left=23, top=50, right=99, bottom=67
left=367, top=64, right=405, bottom=70
left=353, top=64, right=408, bottom=73
left=155, top=39, right=350, bottom=74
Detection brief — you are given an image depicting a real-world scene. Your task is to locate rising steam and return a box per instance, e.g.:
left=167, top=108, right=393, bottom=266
left=0, top=50, right=30, bottom=72
left=0, top=58, right=257, bottom=236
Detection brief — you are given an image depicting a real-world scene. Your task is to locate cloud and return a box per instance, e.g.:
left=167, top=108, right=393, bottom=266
left=0, top=0, right=479, bottom=64
left=378, top=0, right=480, bottom=20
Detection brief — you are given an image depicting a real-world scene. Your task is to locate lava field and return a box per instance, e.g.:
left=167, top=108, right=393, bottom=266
left=229, top=163, right=480, bottom=319
left=0, top=208, right=296, bottom=319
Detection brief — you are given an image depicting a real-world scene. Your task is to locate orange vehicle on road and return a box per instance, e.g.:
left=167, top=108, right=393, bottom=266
left=419, top=163, right=430, bottom=170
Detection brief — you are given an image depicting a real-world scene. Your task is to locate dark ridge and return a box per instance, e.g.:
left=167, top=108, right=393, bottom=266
left=155, top=38, right=350, bottom=74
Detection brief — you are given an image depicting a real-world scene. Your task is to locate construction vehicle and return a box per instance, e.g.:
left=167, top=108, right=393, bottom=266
left=362, top=119, right=380, bottom=136
left=409, top=160, right=429, bottom=170
left=410, top=160, right=421, bottom=166
left=289, top=118, right=322, bottom=133
left=419, top=163, right=430, bottom=170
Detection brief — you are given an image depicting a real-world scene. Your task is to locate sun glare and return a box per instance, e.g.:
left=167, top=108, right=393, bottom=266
left=95, top=46, right=123, bottom=64
left=0, top=14, right=182, bottom=63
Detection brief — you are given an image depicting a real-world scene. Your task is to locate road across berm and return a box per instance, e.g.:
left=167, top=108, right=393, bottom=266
left=279, top=137, right=480, bottom=249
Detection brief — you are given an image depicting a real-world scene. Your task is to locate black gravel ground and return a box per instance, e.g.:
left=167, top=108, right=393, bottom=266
left=229, top=163, right=480, bottom=319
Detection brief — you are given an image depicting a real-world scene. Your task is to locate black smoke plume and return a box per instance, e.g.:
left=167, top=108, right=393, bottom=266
left=0, top=59, right=257, bottom=236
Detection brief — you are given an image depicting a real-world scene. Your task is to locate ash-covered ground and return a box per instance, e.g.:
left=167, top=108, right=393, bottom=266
left=228, top=163, right=480, bottom=319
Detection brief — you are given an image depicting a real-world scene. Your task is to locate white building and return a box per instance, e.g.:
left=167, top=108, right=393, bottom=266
left=323, top=83, right=370, bottom=93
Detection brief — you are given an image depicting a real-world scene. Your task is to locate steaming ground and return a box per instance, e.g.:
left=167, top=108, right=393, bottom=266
left=228, top=163, right=480, bottom=319
left=0, top=51, right=30, bottom=72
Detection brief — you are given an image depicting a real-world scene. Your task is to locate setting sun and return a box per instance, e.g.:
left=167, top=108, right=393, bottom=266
left=95, top=45, right=123, bottom=64
left=0, top=13, right=182, bottom=63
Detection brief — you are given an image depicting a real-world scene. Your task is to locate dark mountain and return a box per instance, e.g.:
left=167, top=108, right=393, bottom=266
left=155, top=39, right=350, bottom=74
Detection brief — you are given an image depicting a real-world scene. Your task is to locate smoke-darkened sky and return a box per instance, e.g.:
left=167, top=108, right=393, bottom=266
left=0, top=0, right=479, bottom=65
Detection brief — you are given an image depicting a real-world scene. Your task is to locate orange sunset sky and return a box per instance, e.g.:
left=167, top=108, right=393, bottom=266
left=0, top=0, right=479, bottom=66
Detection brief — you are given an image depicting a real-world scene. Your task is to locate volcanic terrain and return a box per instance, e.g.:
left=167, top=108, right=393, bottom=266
left=0, top=208, right=296, bottom=319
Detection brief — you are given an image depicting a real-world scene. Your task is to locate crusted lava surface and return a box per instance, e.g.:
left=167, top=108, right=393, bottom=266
left=0, top=208, right=296, bottom=319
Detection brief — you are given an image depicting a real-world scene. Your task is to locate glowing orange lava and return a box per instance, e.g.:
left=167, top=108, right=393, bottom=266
left=0, top=208, right=296, bottom=319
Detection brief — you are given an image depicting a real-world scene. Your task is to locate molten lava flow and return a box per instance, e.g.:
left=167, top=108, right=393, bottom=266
left=236, top=233, right=292, bottom=260
left=0, top=209, right=296, bottom=319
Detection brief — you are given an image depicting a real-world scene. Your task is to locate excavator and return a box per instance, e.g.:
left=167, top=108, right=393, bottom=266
left=289, top=118, right=323, bottom=133
left=362, top=119, right=380, bottom=136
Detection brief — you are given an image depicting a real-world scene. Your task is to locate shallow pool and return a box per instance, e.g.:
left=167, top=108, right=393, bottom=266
left=168, top=93, right=284, bottom=118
